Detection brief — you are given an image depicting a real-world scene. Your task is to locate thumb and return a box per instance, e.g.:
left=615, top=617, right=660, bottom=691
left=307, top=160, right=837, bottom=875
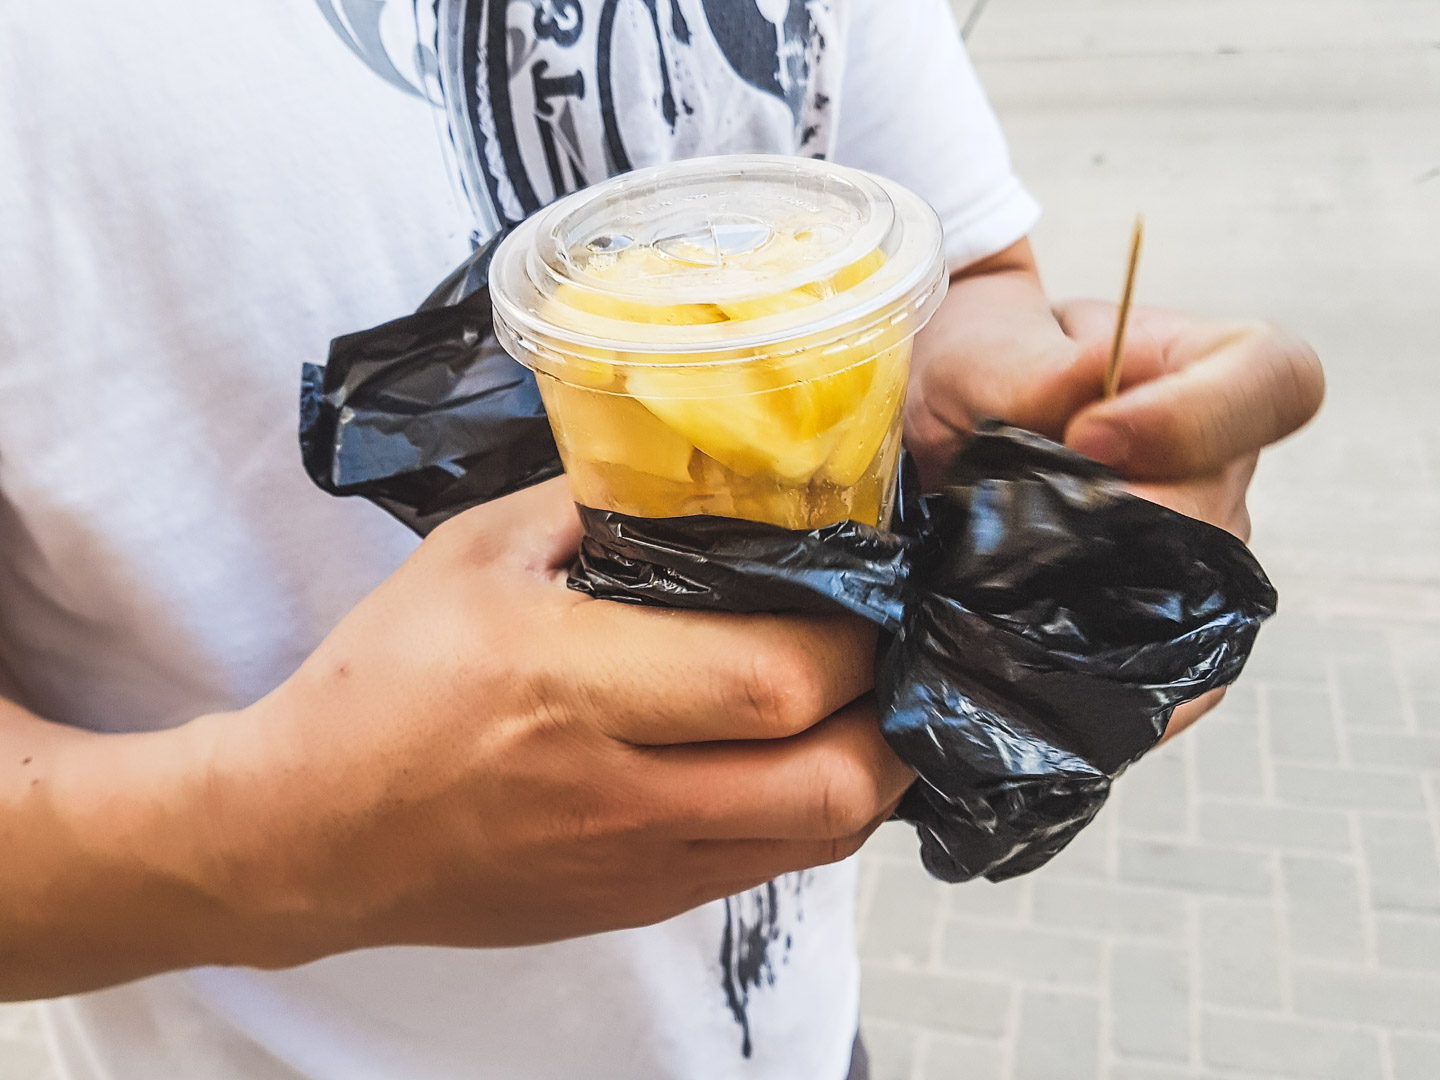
left=1064, top=322, right=1324, bottom=479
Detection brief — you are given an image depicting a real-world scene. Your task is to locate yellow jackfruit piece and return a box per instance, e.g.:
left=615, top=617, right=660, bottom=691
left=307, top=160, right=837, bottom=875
left=822, top=341, right=910, bottom=487
left=537, top=378, right=696, bottom=483
left=626, top=366, right=840, bottom=482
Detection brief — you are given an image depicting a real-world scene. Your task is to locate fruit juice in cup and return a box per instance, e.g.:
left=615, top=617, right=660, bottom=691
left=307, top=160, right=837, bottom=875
left=489, top=155, right=947, bottom=531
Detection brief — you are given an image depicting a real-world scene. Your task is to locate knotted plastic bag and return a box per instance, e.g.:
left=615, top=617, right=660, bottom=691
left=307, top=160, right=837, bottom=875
left=300, top=245, right=1277, bottom=883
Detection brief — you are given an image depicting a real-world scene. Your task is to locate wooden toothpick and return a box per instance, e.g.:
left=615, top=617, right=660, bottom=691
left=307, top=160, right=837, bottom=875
left=1104, top=214, right=1145, bottom=399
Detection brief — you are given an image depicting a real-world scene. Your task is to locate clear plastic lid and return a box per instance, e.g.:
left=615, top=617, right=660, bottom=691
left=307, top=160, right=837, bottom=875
left=489, top=154, right=947, bottom=382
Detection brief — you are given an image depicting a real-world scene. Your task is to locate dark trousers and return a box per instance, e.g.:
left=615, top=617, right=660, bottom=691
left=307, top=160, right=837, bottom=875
left=846, top=1033, right=869, bottom=1080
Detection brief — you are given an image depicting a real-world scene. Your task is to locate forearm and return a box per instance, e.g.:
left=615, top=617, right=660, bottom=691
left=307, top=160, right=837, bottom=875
left=0, top=697, right=285, bottom=1000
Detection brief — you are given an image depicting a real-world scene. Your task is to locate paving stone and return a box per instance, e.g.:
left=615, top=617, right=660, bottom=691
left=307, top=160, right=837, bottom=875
left=860, top=967, right=1012, bottom=1038
left=920, top=1034, right=1005, bottom=1080
left=1396, top=634, right=1440, bottom=700
left=1350, top=732, right=1440, bottom=771
left=1194, top=717, right=1266, bottom=799
left=1118, top=840, right=1272, bottom=896
left=1015, top=991, right=1098, bottom=1080
left=1334, top=660, right=1408, bottom=729
left=1196, top=801, right=1351, bottom=853
left=1198, top=900, right=1283, bottom=1008
left=863, top=861, right=947, bottom=966
left=1044, top=803, right=1116, bottom=880
left=1281, top=856, right=1368, bottom=962
left=1293, top=966, right=1440, bottom=1030
left=1273, top=764, right=1428, bottom=812
left=1200, top=1011, right=1384, bottom=1079
left=1318, top=623, right=1392, bottom=665
left=1244, top=614, right=1329, bottom=683
left=1030, top=878, right=1187, bottom=941
left=1375, top=913, right=1440, bottom=972
left=1266, top=683, right=1340, bottom=762
left=946, top=876, right=1029, bottom=923
left=1390, top=1034, right=1440, bottom=1080
left=1358, top=814, right=1440, bottom=913
left=1118, top=742, right=1190, bottom=836
left=942, top=921, right=1102, bottom=986
left=862, top=1021, right=919, bottom=1080
left=1109, top=945, right=1190, bottom=1061
left=868, top=821, right=925, bottom=861
left=1210, top=680, right=1260, bottom=721
left=1414, top=697, right=1440, bottom=734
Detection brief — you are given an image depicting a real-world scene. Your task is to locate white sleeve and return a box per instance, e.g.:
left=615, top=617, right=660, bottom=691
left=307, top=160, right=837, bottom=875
left=829, top=0, right=1041, bottom=273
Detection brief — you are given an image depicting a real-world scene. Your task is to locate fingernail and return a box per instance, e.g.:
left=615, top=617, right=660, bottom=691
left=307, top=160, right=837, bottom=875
left=1070, top=421, right=1130, bottom=468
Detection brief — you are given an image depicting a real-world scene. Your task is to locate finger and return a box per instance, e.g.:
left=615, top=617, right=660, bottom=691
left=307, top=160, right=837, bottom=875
left=1054, top=299, right=1199, bottom=366
left=1160, top=687, right=1228, bottom=744
left=1126, top=453, right=1257, bottom=540
left=682, top=797, right=904, bottom=895
left=687, top=828, right=880, bottom=895
left=1064, top=322, right=1323, bottom=479
left=907, top=300, right=1193, bottom=484
left=645, top=700, right=915, bottom=840
left=558, top=603, right=880, bottom=745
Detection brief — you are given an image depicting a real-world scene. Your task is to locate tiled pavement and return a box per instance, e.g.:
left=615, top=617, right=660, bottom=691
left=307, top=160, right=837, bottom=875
left=853, top=0, right=1440, bottom=1078
left=3, top=1, right=1438, bottom=1077
left=857, top=615, right=1440, bottom=1080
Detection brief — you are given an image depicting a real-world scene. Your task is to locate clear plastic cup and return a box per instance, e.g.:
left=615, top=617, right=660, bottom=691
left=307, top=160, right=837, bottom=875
left=489, top=154, right=947, bottom=530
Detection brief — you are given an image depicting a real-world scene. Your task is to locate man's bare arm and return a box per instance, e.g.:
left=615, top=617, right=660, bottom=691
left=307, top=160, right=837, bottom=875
left=0, top=696, right=247, bottom=998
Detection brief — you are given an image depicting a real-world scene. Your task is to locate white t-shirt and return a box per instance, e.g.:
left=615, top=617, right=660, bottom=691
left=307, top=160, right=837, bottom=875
left=0, top=2, right=1037, bottom=1077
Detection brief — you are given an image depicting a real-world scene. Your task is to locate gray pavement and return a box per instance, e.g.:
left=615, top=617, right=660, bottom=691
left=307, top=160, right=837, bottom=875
left=854, top=1, right=1440, bottom=1077
left=3, top=1, right=1438, bottom=1077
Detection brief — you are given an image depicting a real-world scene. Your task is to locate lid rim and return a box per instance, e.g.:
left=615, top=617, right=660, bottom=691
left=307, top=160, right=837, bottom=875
left=489, top=154, right=948, bottom=367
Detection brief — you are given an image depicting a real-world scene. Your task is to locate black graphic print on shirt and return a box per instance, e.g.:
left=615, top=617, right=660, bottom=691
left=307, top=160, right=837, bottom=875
left=721, top=873, right=812, bottom=1059
left=318, top=0, right=839, bottom=236
left=428, top=0, right=839, bottom=237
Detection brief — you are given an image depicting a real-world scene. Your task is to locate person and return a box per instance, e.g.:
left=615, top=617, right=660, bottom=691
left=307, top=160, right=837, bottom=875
left=0, top=1, right=1322, bottom=1077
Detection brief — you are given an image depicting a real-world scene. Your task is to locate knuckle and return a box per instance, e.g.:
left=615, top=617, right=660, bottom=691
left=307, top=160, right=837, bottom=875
left=812, top=750, right=879, bottom=838
left=739, top=643, right=826, bottom=736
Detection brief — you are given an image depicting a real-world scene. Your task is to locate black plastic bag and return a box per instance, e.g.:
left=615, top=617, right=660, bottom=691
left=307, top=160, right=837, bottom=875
left=877, top=425, right=1274, bottom=881
left=300, top=255, right=1277, bottom=884
left=300, top=227, right=562, bottom=536
left=569, top=427, right=1276, bottom=882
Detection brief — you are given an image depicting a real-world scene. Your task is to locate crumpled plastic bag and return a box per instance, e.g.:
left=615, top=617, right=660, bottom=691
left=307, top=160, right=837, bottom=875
left=300, top=248, right=1277, bottom=883
left=877, top=426, right=1274, bottom=880
left=300, top=227, right=560, bottom=536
